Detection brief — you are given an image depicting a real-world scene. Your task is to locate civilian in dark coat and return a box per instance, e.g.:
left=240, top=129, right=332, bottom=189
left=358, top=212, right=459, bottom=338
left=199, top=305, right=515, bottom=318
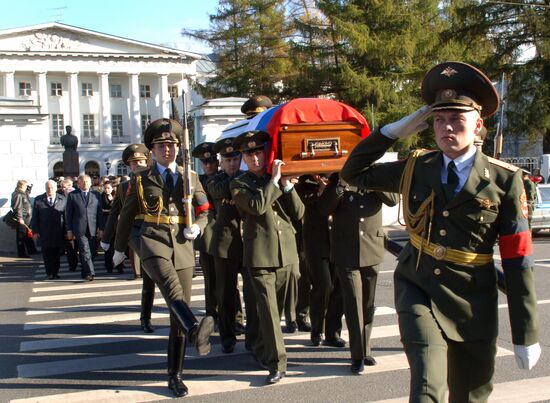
left=11, top=179, right=33, bottom=257
left=66, top=175, right=102, bottom=281
left=31, top=180, right=67, bottom=279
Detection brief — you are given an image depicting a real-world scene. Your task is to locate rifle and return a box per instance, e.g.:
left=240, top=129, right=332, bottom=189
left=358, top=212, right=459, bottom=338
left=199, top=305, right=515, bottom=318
left=180, top=89, right=193, bottom=228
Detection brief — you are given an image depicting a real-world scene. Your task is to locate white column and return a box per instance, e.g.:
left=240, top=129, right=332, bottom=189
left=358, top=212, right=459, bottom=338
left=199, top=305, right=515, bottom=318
left=159, top=74, right=170, bottom=118
left=99, top=72, right=112, bottom=145
left=129, top=73, right=141, bottom=144
left=5, top=71, right=15, bottom=97
left=35, top=72, right=48, bottom=115
left=68, top=72, right=81, bottom=144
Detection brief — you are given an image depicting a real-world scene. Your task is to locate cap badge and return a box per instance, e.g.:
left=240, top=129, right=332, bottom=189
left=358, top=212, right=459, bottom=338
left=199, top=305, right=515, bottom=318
left=226, top=146, right=234, bottom=153
left=225, top=139, right=232, bottom=144
left=203, top=152, right=211, bottom=158
left=202, top=144, right=209, bottom=148
left=248, top=141, right=256, bottom=149
left=161, top=131, right=171, bottom=139
left=441, top=66, right=458, bottom=77
left=441, top=89, right=457, bottom=100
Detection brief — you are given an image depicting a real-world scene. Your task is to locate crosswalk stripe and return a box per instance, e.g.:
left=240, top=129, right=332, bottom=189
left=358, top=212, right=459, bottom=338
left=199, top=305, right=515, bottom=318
left=28, top=289, right=206, bottom=303
left=31, top=278, right=208, bottom=292
left=25, top=299, right=167, bottom=316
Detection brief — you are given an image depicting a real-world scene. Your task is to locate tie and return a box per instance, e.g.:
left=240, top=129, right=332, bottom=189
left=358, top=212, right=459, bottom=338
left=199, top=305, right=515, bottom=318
left=49, top=197, right=54, bottom=206
left=165, top=168, right=174, bottom=193
left=444, top=161, right=459, bottom=201
left=83, top=192, right=89, bottom=205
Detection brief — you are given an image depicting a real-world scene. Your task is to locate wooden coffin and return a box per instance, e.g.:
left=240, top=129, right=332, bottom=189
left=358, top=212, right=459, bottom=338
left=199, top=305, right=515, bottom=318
left=278, top=121, right=363, bottom=176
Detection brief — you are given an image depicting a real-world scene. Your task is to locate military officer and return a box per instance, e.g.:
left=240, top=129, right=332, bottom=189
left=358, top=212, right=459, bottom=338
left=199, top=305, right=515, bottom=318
left=191, top=142, right=219, bottom=322
left=341, top=61, right=540, bottom=402
left=321, top=173, right=398, bottom=374
left=230, top=130, right=305, bottom=384
left=100, top=144, right=156, bottom=333
left=522, top=170, right=537, bottom=229
left=113, top=119, right=214, bottom=398
left=207, top=137, right=258, bottom=353
left=241, top=95, right=273, bottom=118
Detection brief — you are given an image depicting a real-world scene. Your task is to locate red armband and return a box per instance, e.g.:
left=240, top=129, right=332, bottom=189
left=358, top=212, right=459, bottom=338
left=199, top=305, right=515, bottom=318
left=499, top=230, right=533, bottom=259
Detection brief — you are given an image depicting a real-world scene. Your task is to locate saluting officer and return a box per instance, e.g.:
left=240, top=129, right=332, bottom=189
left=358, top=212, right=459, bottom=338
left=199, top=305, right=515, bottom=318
left=321, top=173, right=398, bottom=374
left=230, top=130, right=305, bottom=384
left=113, top=119, right=214, bottom=398
left=341, top=62, right=540, bottom=402
left=100, top=144, right=156, bottom=333
left=207, top=137, right=258, bottom=353
left=191, top=142, right=219, bottom=322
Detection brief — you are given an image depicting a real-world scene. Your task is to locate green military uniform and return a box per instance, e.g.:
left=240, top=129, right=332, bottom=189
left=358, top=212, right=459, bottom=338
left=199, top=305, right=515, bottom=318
left=297, top=176, right=343, bottom=345
left=114, top=119, right=214, bottom=398
left=207, top=138, right=258, bottom=353
left=523, top=175, right=537, bottom=229
left=341, top=62, right=539, bottom=402
left=321, top=173, right=398, bottom=371
left=230, top=130, right=305, bottom=380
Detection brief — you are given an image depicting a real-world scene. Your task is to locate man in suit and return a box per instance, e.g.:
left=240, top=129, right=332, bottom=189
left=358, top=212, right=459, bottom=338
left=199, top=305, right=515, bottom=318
left=31, top=180, right=67, bottom=279
left=100, top=144, right=155, bottom=333
left=321, top=173, right=398, bottom=373
left=207, top=137, right=258, bottom=354
left=113, top=118, right=214, bottom=398
left=58, top=178, right=78, bottom=271
left=230, top=130, right=305, bottom=384
left=65, top=174, right=102, bottom=281
left=341, top=61, right=540, bottom=402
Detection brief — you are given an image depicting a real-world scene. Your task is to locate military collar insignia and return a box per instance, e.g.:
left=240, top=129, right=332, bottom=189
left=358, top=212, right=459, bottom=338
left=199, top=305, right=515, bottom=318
left=441, top=66, right=458, bottom=77
left=476, top=198, right=496, bottom=209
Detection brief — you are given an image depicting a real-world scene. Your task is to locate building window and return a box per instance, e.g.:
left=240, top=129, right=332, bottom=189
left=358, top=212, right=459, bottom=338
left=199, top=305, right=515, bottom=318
left=116, top=161, right=128, bottom=176
left=112, top=114, right=123, bottom=138
left=141, top=114, right=151, bottom=134
left=51, top=114, right=64, bottom=143
left=168, top=85, right=179, bottom=98
left=81, top=82, right=93, bottom=96
left=19, top=82, right=31, bottom=96
left=51, top=82, right=62, bottom=96
left=140, top=84, right=151, bottom=98
left=110, top=84, right=122, bottom=97
left=83, top=114, right=95, bottom=140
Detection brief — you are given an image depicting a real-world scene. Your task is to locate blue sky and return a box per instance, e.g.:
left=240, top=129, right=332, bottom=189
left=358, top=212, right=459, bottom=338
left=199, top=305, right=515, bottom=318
left=0, top=0, right=219, bottom=53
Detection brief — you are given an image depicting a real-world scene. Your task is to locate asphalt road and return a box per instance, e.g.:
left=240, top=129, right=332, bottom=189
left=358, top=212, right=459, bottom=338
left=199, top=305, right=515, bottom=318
left=1, top=233, right=550, bottom=403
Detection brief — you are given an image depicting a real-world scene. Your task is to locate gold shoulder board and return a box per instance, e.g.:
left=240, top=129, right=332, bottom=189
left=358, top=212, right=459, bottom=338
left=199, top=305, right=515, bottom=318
left=487, top=157, right=519, bottom=172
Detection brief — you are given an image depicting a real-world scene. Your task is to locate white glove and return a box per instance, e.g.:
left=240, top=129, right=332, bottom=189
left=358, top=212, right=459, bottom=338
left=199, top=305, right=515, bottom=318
left=113, top=250, right=126, bottom=267
left=183, top=223, right=201, bottom=240
left=380, top=105, right=432, bottom=139
left=100, top=241, right=110, bottom=251
left=514, top=343, right=541, bottom=370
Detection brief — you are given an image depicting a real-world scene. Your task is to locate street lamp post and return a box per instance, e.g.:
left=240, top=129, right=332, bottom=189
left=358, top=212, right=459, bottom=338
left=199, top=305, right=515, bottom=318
left=105, top=158, right=111, bottom=176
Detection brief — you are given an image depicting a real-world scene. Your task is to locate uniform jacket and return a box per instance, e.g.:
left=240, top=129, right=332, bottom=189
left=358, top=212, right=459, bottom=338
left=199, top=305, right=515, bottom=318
left=318, top=174, right=398, bottom=268
left=31, top=193, right=66, bottom=248
left=207, top=170, right=243, bottom=260
left=65, top=189, right=102, bottom=237
left=230, top=171, right=305, bottom=268
left=11, top=189, right=32, bottom=225
left=114, top=164, right=210, bottom=269
left=341, top=130, right=539, bottom=345
left=194, top=173, right=216, bottom=253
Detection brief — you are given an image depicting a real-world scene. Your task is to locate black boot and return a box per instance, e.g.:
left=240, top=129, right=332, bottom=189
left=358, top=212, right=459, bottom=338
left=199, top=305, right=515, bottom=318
left=363, top=322, right=377, bottom=366
left=167, top=335, right=188, bottom=397
left=170, top=300, right=215, bottom=356
left=140, top=318, right=154, bottom=333
left=140, top=276, right=155, bottom=333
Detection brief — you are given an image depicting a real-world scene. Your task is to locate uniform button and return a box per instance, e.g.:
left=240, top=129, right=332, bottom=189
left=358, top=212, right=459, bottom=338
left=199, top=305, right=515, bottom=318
left=442, top=210, right=449, bottom=217
left=274, top=211, right=278, bottom=215
left=277, top=220, right=281, bottom=225
left=360, top=205, right=364, bottom=209
left=328, top=226, right=332, bottom=230
left=278, top=230, right=282, bottom=234
left=169, top=197, right=173, bottom=202
left=439, top=229, right=447, bottom=236
left=434, top=268, right=441, bottom=275
left=360, top=230, right=364, bottom=236
left=360, top=218, right=364, bottom=222
left=480, top=216, right=484, bottom=222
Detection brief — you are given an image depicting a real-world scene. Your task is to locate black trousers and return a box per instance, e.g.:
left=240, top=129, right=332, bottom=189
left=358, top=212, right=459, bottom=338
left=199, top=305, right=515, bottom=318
left=65, top=240, right=78, bottom=270
left=42, top=247, right=62, bottom=277
left=15, top=225, right=30, bottom=257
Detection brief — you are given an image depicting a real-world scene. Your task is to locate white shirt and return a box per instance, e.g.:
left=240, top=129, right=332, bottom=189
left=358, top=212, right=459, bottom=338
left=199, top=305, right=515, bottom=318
left=156, top=161, right=178, bottom=184
left=441, top=145, right=477, bottom=192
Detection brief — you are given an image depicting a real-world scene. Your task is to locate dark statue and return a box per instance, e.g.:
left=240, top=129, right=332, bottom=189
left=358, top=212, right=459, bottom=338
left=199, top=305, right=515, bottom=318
left=60, top=125, right=79, bottom=177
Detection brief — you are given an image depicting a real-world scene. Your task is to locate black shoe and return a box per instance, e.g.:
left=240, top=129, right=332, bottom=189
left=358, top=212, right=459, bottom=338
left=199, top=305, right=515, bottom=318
left=296, top=318, right=312, bottom=332
left=364, top=355, right=377, bottom=366
left=190, top=316, right=215, bottom=356
left=285, top=321, right=297, bottom=333
left=117, top=268, right=124, bottom=274
left=47, top=274, right=54, bottom=280
left=311, top=332, right=323, bottom=346
left=222, top=342, right=235, bottom=354
left=234, top=322, right=246, bottom=336
left=351, top=359, right=365, bottom=374
left=323, top=337, right=346, bottom=348
left=168, top=373, right=188, bottom=397
left=266, top=370, right=285, bottom=384
left=141, top=318, right=154, bottom=333
left=85, top=275, right=94, bottom=281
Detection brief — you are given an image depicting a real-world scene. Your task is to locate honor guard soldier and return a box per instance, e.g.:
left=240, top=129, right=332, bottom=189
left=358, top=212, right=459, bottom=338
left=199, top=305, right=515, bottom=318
left=241, top=95, right=273, bottom=118
left=100, top=144, right=156, bottom=333
left=207, top=137, right=258, bottom=353
left=191, top=142, right=219, bottom=323
left=230, top=130, right=305, bottom=384
left=113, top=118, right=215, bottom=398
left=341, top=61, right=540, bottom=402
left=321, top=173, right=398, bottom=374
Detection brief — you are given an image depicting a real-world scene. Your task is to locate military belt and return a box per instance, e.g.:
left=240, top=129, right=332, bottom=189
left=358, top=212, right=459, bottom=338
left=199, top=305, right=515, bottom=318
left=135, top=214, right=144, bottom=221
left=410, top=233, right=493, bottom=266
left=143, top=214, right=185, bottom=224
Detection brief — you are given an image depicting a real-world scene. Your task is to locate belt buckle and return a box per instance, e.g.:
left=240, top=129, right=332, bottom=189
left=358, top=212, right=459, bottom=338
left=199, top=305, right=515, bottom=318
left=169, top=216, right=177, bottom=224
left=433, top=245, right=447, bottom=260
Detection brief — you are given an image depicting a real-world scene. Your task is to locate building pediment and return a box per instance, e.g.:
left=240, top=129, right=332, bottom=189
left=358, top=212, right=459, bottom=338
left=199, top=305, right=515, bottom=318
left=0, top=22, right=204, bottom=59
